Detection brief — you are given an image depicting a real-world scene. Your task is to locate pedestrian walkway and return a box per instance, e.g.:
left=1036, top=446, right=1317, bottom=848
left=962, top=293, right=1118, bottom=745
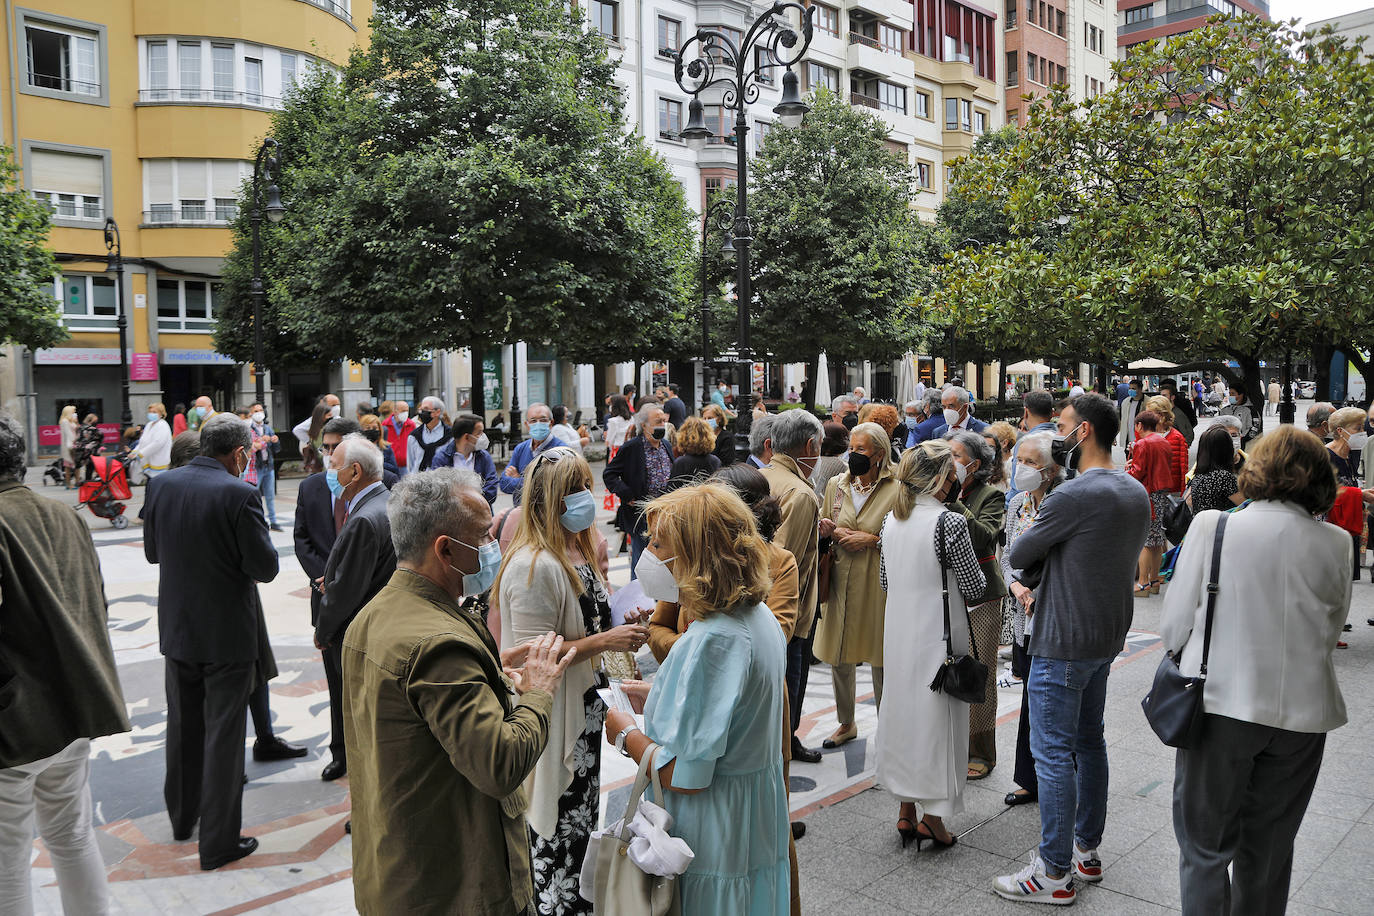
left=21, top=451, right=1373, bottom=914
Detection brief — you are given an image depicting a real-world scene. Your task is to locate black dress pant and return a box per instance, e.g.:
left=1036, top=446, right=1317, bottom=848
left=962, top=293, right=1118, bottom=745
left=164, top=656, right=256, bottom=865
left=786, top=611, right=818, bottom=737
left=323, top=641, right=347, bottom=765
left=1012, top=639, right=1038, bottom=795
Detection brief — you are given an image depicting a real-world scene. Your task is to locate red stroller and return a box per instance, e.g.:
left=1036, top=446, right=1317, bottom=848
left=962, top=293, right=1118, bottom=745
left=77, top=456, right=132, bottom=529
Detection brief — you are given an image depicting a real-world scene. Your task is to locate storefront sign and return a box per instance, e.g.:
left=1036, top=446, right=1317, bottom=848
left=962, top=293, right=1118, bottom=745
left=131, top=353, right=159, bottom=381
left=161, top=348, right=237, bottom=366
left=348, top=361, right=365, bottom=383
left=482, top=351, right=503, bottom=410
left=34, top=347, right=126, bottom=365
left=38, top=423, right=121, bottom=446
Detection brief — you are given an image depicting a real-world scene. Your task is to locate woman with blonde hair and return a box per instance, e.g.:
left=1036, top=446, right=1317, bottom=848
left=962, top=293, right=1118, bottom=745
left=814, top=421, right=900, bottom=748
left=131, top=403, right=173, bottom=482
left=59, top=404, right=78, bottom=488
left=877, top=440, right=986, bottom=848
left=1146, top=395, right=1188, bottom=495
left=495, top=446, right=650, bottom=914
left=357, top=414, right=400, bottom=478
left=701, top=402, right=736, bottom=467
left=669, top=415, right=721, bottom=487
left=604, top=482, right=790, bottom=915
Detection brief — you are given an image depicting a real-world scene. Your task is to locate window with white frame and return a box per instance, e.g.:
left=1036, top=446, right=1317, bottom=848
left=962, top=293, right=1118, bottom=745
left=212, top=44, right=235, bottom=100
left=55, top=274, right=117, bottom=330
left=589, top=0, right=618, bottom=39
left=281, top=53, right=298, bottom=91
left=29, top=149, right=104, bottom=222
left=915, top=91, right=932, bottom=119
left=658, top=98, right=682, bottom=140
left=974, top=109, right=988, bottom=133
left=244, top=56, right=263, bottom=105
left=25, top=20, right=100, bottom=97
left=178, top=41, right=201, bottom=99
left=805, top=62, right=839, bottom=92
left=755, top=120, right=773, bottom=152
left=144, top=159, right=250, bottom=225
left=157, top=278, right=220, bottom=332
left=139, top=38, right=329, bottom=108
left=147, top=41, right=169, bottom=99
left=878, top=81, right=906, bottom=114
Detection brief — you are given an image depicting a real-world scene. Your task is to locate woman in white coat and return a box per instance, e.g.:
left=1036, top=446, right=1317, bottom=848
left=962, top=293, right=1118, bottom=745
left=1161, top=426, right=1351, bottom=916
left=131, top=402, right=172, bottom=481
left=493, top=447, right=649, bottom=915
left=877, top=440, right=986, bottom=850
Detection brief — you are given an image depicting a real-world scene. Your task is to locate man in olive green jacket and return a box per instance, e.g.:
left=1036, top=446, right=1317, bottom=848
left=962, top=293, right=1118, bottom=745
left=343, top=467, right=577, bottom=915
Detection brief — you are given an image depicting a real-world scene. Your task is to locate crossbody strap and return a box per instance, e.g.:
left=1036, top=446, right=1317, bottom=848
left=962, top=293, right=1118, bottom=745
left=938, top=512, right=954, bottom=660
left=1198, top=514, right=1228, bottom=678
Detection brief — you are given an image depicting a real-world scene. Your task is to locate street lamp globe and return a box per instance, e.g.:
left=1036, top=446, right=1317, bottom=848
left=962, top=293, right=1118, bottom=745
left=773, top=68, right=808, bottom=129
left=681, top=98, right=712, bottom=152
left=265, top=183, right=287, bottom=223
left=721, top=233, right=736, bottom=256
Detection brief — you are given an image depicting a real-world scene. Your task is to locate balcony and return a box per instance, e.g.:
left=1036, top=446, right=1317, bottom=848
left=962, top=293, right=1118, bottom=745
left=848, top=32, right=911, bottom=79
left=295, top=0, right=352, bottom=24
left=141, top=207, right=238, bottom=228
left=137, top=88, right=282, bottom=110
left=847, top=0, right=922, bottom=26
left=850, top=90, right=881, bottom=110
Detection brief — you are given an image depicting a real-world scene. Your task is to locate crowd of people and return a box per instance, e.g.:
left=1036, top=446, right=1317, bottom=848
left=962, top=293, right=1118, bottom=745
left=0, top=369, right=1364, bottom=916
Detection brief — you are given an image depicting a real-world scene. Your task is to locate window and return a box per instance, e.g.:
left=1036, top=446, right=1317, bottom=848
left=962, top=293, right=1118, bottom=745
left=55, top=275, right=117, bottom=331
left=212, top=44, right=235, bottom=101
left=590, top=0, right=618, bottom=39
left=157, top=279, right=219, bottom=332
left=1027, top=52, right=1039, bottom=84
left=755, top=120, right=773, bottom=152
left=1124, top=4, right=1151, bottom=24
left=147, top=41, right=169, bottom=100
left=29, top=149, right=104, bottom=222
left=878, top=81, right=906, bottom=114
left=1007, top=51, right=1019, bottom=87
left=880, top=24, right=904, bottom=53
left=178, top=41, right=201, bottom=100
left=1166, top=0, right=1197, bottom=12
left=703, top=26, right=742, bottom=62
left=281, top=53, right=298, bottom=91
left=703, top=105, right=737, bottom=144
left=945, top=97, right=958, bottom=130
left=812, top=3, right=840, bottom=37
left=657, top=98, right=682, bottom=140
left=961, top=99, right=972, bottom=132
left=1056, top=9, right=1065, bottom=36
left=916, top=161, right=933, bottom=188
left=657, top=16, right=681, bottom=57
left=1027, top=0, right=1036, bottom=21
left=756, top=48, right=776, bottom=85
left=884, top=139, right=907, bottom=160
left=1007, top=0, right=1018, bottom=27
left=25, top=22, right=99, bottom=97
left=1056, top=63, right=1066, bottom=85
left=244, top=57, right=263, bottom=105
left=1038, top=2, right=1047, bottom=27
left=975, top=110, right=988, bottom=133
left=915, top=91, right=932, bottom=119
left=805, top=62, right=839, bottom=92
left=215, top=198, right=238, bottom=221
left=144, top=159, right=249, bottom=225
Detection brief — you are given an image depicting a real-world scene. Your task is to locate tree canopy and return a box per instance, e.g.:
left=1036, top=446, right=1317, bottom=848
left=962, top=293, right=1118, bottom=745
left=0, top=148, right=64, bottom=351
left=214, top=0, right=695, bottom=370
left=927, top=17, right=1374, bottom=405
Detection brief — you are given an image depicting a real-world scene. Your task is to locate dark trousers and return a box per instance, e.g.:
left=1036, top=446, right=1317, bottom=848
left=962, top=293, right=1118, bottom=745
left=322, top=641, right=347, bottom=765
left=164, top=657, right=256, bottom=865
left=786, top=615, right=817, bottom=737
left=247, top=683, right=273, bottom=743
left=1352, top=532, right=1361, bottom=582
left=1011, top=640, right=1037, bottom=795
left=1173, top=714, right=1325, bottom=916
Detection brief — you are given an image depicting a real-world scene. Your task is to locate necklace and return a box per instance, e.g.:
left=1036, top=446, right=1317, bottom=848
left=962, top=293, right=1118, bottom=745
left=851, top=476, right=877, bottom=496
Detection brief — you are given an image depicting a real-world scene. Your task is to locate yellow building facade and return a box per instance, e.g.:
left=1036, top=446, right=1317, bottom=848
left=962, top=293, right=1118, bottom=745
left=2, top=0, right=369, bottom=451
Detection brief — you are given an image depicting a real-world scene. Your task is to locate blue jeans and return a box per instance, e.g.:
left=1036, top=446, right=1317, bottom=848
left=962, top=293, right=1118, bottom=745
left=1028, top=655, right=1113, bottom=875
left=257, top=464, right=277, bottom=526
left=629, top=530, right=647, bottom=580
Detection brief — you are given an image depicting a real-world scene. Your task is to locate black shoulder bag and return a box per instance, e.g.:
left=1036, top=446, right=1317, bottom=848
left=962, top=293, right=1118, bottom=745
left=1141, top=513, right=1227, bottom=748
left=929, top=512, right=989, bottom=705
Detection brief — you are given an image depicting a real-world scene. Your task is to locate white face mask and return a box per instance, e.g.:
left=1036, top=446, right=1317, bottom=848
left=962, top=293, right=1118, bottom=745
left=1231, top=436, right=1242, bottom=450
left=395, top=411, right=409, bottom=424
left=1013, top=462, right=1044, bottom=493
left=329, top=404, right=341, bottom=418
left=475, top=433, right=490, bottom=451
left=943, top=407, right=962, bottom=428
left=635, top=550, right=679, bottom=602
left=1348, top=431, right=1369, bottom=450
left=954, top=459, right=969, bottom=484
left=251, top=411, right=265, bottom=424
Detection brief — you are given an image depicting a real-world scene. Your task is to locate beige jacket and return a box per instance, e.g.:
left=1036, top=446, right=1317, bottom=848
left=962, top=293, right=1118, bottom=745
left=814, top=472, right=899, bottom=666
left=763, top=454, right=822, bottom=638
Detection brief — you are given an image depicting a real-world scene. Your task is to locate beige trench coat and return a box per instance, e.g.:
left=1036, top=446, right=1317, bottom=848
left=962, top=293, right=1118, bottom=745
left=814, top=471, right=899, bottom=667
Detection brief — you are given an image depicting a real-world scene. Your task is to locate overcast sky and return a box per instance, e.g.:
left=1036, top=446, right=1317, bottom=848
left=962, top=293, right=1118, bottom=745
left=1269, top=0, right=1372, bottom=28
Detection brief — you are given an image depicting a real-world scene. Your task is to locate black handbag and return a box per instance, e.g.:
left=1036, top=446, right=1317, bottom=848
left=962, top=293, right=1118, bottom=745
left=1164, top=487, right=1194, bottom=545
left=1141, top=513, right=1227, bottom=748
left=929, top=513, right=989, bottom=705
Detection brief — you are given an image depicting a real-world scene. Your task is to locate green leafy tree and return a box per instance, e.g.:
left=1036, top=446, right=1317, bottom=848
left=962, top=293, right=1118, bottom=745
left=215, top=0, right=695, bottom=376
left=749, top=89, right=941, bottom=407
left=0, top=148, right=64, bottom=351
left=929, top=17, right=1374, bottom=412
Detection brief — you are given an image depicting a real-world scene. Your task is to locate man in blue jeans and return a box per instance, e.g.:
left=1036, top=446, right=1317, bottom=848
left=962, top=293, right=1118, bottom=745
left=994, top=393, right=1150, bottom=905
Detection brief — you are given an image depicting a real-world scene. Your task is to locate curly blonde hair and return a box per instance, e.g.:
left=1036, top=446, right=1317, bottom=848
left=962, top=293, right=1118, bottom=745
left=676, top=415, right=716, bottom=456
left=857, top=402, right=900, bottom=438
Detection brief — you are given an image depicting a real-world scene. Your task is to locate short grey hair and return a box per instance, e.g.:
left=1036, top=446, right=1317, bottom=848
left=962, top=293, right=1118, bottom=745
left=945, top=428, right=994, bottom=483
left=419, top=396, right=446, bottom=413
left=1016, top=432, right=1064, bottom=483
left=389, top=467, right=485, bottom=564
left=633, top=401, right=663, bottom=432
left=831, top=395, right=858, bottom=414
left=1307, top=403, right=1334, bottom=429
left=749, top=412, right=776, bottom=457
left=942, top=386, right=970, bottom=406
left=199, top=414, right=250, bottom=458
left=771, top=408, right=823, bottom=456
left=903, top=400, right=921, bottom=413
left=0, top=412, right=25, bottom=483
left=337, top=432, right=383, bottom=480
left=1216, top=415, right=1243, bottom=434
left=923, top=391, right=943, bottom=413
left=525, top=401, right=552, bottom=422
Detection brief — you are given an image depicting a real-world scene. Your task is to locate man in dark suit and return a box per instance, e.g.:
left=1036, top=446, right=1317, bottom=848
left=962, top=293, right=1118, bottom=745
left=930, top=385, right=988, bottom=439
left=314, top=434, right=397, bottom=782
left=143, top=415, right=278, bottom=870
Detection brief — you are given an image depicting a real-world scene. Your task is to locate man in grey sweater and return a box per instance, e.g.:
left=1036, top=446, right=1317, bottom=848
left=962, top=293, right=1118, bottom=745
left=993, top=393, right=1151, bottom=905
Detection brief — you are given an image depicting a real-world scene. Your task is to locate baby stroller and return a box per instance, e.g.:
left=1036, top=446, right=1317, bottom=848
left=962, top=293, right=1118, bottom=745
left=41, top=458, right=64, bottom=486
left=76, top=456, right=132, bottom=529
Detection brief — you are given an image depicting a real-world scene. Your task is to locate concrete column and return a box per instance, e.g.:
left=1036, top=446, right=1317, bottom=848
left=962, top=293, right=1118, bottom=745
left=575, top=364, right=596, bottom=416
left=515, top=342, right=529, bottom=412
left=615, top=362, right=634, bottom=393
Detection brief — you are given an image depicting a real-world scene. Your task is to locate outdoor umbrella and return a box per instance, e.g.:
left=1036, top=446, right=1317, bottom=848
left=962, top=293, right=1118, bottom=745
left=815, top=353, right=832, bottom=410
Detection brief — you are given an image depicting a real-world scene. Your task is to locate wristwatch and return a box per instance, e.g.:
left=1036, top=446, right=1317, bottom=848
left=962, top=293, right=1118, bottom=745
left=614, top=723, right=640, bottom=758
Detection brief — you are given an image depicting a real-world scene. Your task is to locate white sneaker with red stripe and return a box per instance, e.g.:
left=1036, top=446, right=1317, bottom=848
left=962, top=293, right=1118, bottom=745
left=993, top=855, right=1077, bottom=905
left=1073, top=844, right=1104, bottom=883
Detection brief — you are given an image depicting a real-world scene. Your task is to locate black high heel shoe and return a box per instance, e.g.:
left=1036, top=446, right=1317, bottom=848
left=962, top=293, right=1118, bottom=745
left=897, top=816, right=920, bottom=849
left=916, top=820, right=957, bottom=850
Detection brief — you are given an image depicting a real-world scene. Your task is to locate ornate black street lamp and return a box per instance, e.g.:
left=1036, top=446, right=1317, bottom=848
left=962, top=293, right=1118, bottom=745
left=102, top=218, right=131, bottom=429
left=700, top=195, right=735, bottom=408
left=676, top=3, right=813, bottom=453
left=251, top=138, right=286, bottom=408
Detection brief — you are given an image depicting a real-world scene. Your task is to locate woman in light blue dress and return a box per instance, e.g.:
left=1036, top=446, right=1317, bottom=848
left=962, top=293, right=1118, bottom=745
left=604, top=482, right=789, bottom=916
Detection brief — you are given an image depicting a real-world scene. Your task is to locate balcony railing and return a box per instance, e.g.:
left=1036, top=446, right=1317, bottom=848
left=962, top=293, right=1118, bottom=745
left=138, top=88, right=281, bottom=109
left=142, top=208, right=238, bottom=227
left=295, top=0, right=351, bottom=22
left=29, top=73, right=101, bottom=96
left=850, top=91, right=881, bottom=110
left=848, top=31, right=903, bottom=55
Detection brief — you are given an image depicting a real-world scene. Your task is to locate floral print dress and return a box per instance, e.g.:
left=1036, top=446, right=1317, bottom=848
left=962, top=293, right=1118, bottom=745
left=529, top=564, right=612, bottom=915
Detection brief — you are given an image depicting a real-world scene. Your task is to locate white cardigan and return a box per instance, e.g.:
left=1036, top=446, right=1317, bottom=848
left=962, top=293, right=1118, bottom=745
left=133, top=418, right=172, bottom=470
left=497, top=547, right=597, bottom=840
left=1160, top=502, right=1350, bottom=734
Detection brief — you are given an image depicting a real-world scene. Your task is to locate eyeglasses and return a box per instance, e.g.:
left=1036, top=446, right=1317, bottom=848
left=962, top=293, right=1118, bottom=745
left=320, top=443, right=338, bottom=454
left=528, top=446, right=578, bottom=475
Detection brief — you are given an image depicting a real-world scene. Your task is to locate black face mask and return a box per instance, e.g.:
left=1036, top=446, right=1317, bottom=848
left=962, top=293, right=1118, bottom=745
left=362, top=428, right=381, bottom=444
left=651, top=427, right=667, bottom=440
left=1051, top=423, right=1086, bottom=470
left=848, top=452, right=872, bottom=477
left=842, top=414, right=858, bottom=430
left=418, top=410, right=433, bottom=424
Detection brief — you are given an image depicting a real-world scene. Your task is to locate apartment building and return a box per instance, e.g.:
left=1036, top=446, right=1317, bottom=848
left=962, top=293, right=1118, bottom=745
left=3, top=0, right=369, bottom=454
left=1116, top=0, right=1269, bottom=56
left=1002, top=0, right=1114, bottom=124
left=1309, top=7, right=1374, bottom=61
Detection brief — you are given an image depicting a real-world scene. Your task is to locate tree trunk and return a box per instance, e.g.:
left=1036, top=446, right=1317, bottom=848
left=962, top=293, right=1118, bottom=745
left=1314, top=342, right=1334, bottom=403
left=997, top=355, right=1007, bottom=406
left=471, top=346, right=486, bottom=419
left=1236, top=353, right=1264, bottom=437
left=974, top=361, right=986, bottom=401
left=802, top=353, right=820, bottom=410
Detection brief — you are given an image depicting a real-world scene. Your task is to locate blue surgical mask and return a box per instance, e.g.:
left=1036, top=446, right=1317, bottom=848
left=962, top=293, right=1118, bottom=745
left=195, top=406, right=208, bottom=418
left=706, top=417, right=718, bottom=431
left=903, top=416, right=919, bottom=430
left=560, top=489, right=596, bottom=532
left=529, top=421, right=551, bottom=441
left=325, top=468, right=346, bottom=499
left=450, top=537, right=501, bottom=594
left=146, top=412, right=160, bottom=424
